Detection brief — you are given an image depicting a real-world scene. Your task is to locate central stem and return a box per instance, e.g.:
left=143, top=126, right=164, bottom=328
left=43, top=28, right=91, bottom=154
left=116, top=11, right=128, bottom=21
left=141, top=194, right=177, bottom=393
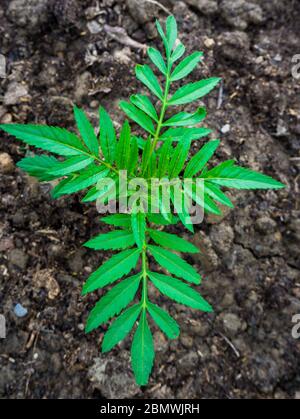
left=141, top=243, right=148, bottom=308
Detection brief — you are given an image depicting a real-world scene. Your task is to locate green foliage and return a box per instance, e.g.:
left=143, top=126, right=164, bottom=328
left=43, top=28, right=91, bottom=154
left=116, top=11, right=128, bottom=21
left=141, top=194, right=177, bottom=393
left=0, top=15, right=284, bottom=387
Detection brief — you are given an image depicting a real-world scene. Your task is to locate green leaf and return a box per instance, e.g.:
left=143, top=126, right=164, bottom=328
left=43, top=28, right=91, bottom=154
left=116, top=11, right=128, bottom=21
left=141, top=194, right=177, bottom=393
left=131, top=310, right=155, bottom=386
left=149, top=272, right=213, bottom=312
left=171, top=52, right=203, bottom=81
left=171, top=42, right=185, bottom=63
left=186, top=182, right=222, bottom=215
left=81, top=179, right=115, bottom=202
left=128, top=136, right=138, bottom=175
left=85, top=274, right=141, bottom=333
left=163, top=107, right=206, bottom=127
left=166, top=15, right=177, bottom=51
left=51, top=176, right=74, bottom=199
left=170, top=187, right=194, bottom=233
left=0, top=124, right=87, bottom=156
left=99, top=107, right=117, bottom=163
left=130, top=94, right=158, bottom=121
left=120, top=101, right=155, bottom=135
left=101, top=214, right=131, bottom=228
left=204, top=182, right=234, bottom=208
left=157, top=137, right=172, bottom=178
left=161, top=127, right=212, bottom=142
left=147, top=302, right=180, bottom=339
left=102, top=304, right=142, bottom=353
left=131, top=212, right=146, bottom=249
left=168, top=77, right=221, bottom=106
left=148, top=229, right=199, bottom=254
left=168, top=138, right=190, bottom=178
left=148, top=245, right=201, bottom=284
left=116, top=120, right=131, bottom=170
left=135, top=65, right=163, bottom=100
left=148, top=48, right=167, bottom=75
left=48, top=155, right=94, bottom=176
left=184, top=139, right=220, bottom=177
left=84, top=230, right=135, bottom=250
left=17, top=155, right=59, bottom=181
left=155, top=19, right=170, bottom=57
left=74, top=106, right=99, bottom=155
left=57, top=166, right=109, bottom=195
left=82, top=248, right=141, bottom=295
left=204, top=164, right=285, bottom=190
left=148, top=213, right=178, bottom=226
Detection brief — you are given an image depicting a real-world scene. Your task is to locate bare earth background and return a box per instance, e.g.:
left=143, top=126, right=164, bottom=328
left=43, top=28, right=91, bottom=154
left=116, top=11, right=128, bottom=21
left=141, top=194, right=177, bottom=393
left=0, top=0, right=300, bottom=399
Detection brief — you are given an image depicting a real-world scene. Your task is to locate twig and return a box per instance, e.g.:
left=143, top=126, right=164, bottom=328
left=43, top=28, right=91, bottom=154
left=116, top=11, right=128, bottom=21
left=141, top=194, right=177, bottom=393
left=217, top=81, right=224, bottom=110
left=144, top=0, right=171, bottom=15
left=218, top=332, right=240, bottom=358
left=104, top=25, right=147, bottom=51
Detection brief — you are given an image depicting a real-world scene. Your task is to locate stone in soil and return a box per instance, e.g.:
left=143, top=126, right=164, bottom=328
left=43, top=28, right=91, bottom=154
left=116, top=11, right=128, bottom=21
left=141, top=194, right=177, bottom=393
left=4, top=82, right=29, bottom=106
left=0, top=54, right=6, bottom=78
left=185, top=0, right=218, bottom=15
left=0, top=153, right=15, bottom=174
left=8, top=249, right=28, bottom=271
left=6, top=0, right=50, bottom=31
left=88, top=354, right=140, bottom=399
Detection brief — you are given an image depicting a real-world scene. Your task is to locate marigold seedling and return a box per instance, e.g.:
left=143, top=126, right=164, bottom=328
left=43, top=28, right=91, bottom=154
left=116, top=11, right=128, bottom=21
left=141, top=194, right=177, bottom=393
left=0, top=16, right=284, bottom=386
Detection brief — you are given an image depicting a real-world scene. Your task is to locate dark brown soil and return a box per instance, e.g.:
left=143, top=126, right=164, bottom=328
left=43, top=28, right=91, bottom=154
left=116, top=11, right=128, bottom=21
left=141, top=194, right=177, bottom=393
left=0, top=0, right=300, bottom=399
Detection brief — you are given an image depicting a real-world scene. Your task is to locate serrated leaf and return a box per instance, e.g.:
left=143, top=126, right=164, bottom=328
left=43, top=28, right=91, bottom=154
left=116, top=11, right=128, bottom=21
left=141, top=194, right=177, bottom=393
left=204, top=182, right=234, bottom=208
left=116, top=120, right=131, bottom=170
left=82, top=248, right=141, bottom=295
left=168, top=138, right=190, bottom=178
left=203, top=164, right=285, bottom=190
left=148, top=245, right=201, bottom=284
left=84, top=230, right=135, bottom=250
left=157, top=137, right=172, bottom=178
left=163, top=107, right=206, bottom=127
left=155, top=19, right=170, bottom=57
left=148, top=229, right=199, bottom=254
left=120, top=101, right=155, bottom=135
left=128, top=136, right=138, bottom=175
left=131, top=310, right=155, bottom=386
left=0, top=124, right=87, bottom=156
left=81, top=179, right=115, bottom=202
left=148, top=213, right=178, bottom=226
left=17, top=155, right=59, bottom=181
left=85, top=274, right=141, bottom=333
left=186, top=181, right=221, bottom=215
left=184, top=139, right=220, bottom=177
left=168, top=77, right=221, bottom=106
left=131, top=212, right=146, bottom=249
left=51, top=176, right=74, bottom=199
left=149, top=272, right=213, bottom=312
left=148, top=47, right=167, bottom=75
left=171, top=52, right=203, bottom=81
left=74, top=106, right=99, bottom=155
left=102, top=304, right=142, bottom=353
left=147, top=302, right=180, bottom=339
left=99, top=107, right=117, bottom=163
left=161, top=127, right=212, bottom=142
left=166, top=15, right=177, bottom=51
left=130, top=94, right=158, bottom=121
left=48, top=155, right=94, bottom=176
left=170, top=187, right=194, bottom=233
left=57, top=166, right=109, bottom=195
left=171, top=42, right=185, bottom=63
left=135, top=65, right=163, bottom=100
left=101, top=214, right=132, bottom=228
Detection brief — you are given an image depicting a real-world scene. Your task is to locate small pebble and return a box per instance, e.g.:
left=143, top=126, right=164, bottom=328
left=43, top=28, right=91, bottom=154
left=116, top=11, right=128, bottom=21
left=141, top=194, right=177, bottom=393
left=221, top=124, right=231, bottom=134
left=0, top=54, right=6, bottom=78
left=14, top=303, right=28, bottom=318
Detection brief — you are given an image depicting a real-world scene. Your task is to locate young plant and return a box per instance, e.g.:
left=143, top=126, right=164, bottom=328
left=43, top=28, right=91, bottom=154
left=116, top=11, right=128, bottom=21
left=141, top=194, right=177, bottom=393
left=0, top=16, right=284, bottom=386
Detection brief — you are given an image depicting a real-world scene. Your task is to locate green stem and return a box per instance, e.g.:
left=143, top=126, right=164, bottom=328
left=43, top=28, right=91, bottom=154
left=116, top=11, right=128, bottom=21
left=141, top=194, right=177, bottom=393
left=142, top=64, right=172, bottom=175
left=141, top=243, right=148, bottom=309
